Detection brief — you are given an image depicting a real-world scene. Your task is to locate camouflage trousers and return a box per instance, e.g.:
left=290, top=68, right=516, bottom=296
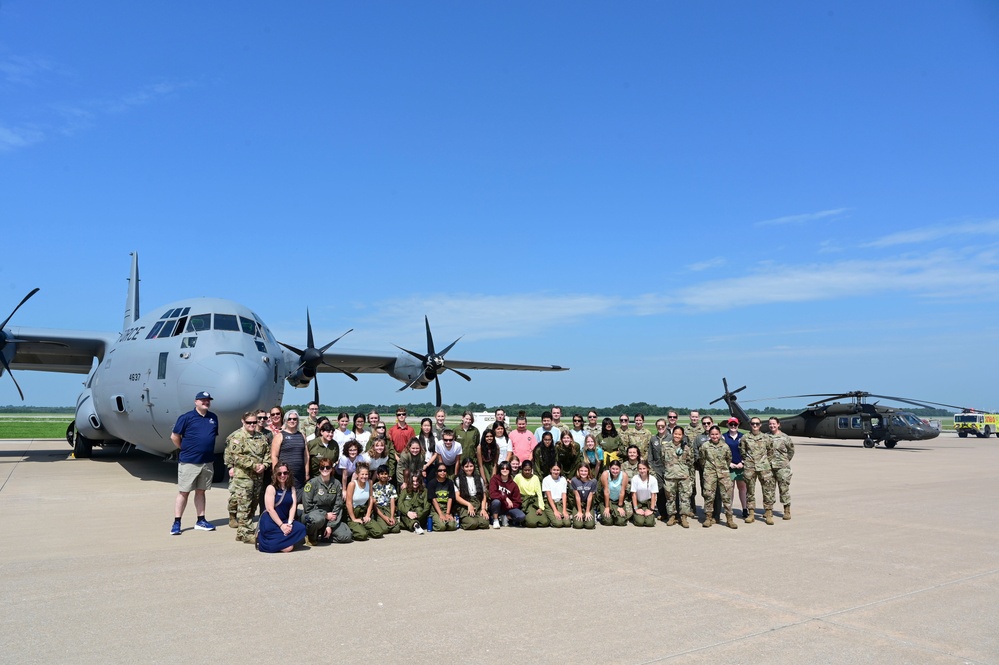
left=702, top=472, right=733, bottom=515
left=775, top=467, right=792, bottom=506
left=662, top=478, right=693, bottom=517
left=229, top=476, right=262, bottom=541
left=744, top=466, right=776, bottom=509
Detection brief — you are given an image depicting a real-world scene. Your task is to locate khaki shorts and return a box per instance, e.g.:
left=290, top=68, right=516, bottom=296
left=178, top=462, right=213, bottom=492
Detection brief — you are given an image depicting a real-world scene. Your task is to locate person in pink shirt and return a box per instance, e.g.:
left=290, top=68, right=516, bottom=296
left=509, top=412, right=538, bottom=469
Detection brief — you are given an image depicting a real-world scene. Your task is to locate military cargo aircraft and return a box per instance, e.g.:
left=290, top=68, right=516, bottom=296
left=711, top=378, right=963, bottom=448
left=0, top=254, right=566, bottom=466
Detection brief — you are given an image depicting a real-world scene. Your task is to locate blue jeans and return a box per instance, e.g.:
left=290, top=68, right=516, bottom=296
left=489, top=499, right=525, bottom=525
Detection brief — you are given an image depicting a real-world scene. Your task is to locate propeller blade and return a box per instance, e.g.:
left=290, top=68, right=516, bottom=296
left=438, top=336, right=463, bottom=357
left=424, top=316, right=435, bottom=356
left=0, top=353, right=24, bottom=401
left=393, top=344, right=427, bottom=363
left=434, top=375, right=442, bottom=408
left=278, top=341, right=305, bottom=356
left=318, top=329, right=353, bottom=354
left=0, top=288, right=40, bottom=331
left=865, top=394, right=969, bottom=411
left=313, top=375, right=320, bottom=406
left=320, top=361, right=358, bottom=382
left=446, top=367, right=472, bottom=382
left=306, top=310, right=315, bottom=349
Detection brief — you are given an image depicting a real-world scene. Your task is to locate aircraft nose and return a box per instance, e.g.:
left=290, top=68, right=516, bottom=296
left=180, top=353, right=271, bottom=415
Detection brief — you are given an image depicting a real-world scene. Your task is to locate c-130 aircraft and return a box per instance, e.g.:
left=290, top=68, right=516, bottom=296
left=0, top=254, right=567, bottom=466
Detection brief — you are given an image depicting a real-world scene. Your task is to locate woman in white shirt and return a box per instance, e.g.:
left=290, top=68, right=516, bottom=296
left=630, top=460, right=658, bottom=527
left=542, top=463, right=571, bottom=528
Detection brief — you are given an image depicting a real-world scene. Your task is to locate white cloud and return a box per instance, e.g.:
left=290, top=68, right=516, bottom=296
left=755, top=208, right=849, bottom=227
left=687, top=257, right=726, bottom=272
left=864, top=219, right=999, bottom=248
left=0, top=123, right=44, bottom=151
left=0, top=55, right=60, bottom=85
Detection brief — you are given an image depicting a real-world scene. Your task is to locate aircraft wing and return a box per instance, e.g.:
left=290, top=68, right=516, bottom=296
left=5, top=326, right=118, bottom=374
left=316, top=351, right=567, bottom=374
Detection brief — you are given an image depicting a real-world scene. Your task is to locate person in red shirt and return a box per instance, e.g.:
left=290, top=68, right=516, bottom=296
left=389, top=408, right=416, bottom=456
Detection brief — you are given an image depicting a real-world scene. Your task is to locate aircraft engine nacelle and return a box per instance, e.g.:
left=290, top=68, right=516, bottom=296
left=284, top=366, right=315, bottom=390
left=74, top=389, right=110, bottom=441
left=384, top=354, right=431, bottom=390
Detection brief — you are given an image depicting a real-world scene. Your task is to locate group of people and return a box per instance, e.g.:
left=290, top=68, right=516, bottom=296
left=170, top=397, right=795, bottom=553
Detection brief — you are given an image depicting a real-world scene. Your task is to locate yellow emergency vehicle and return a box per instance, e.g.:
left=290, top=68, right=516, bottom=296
left=953, top=411, right=999, bottom=438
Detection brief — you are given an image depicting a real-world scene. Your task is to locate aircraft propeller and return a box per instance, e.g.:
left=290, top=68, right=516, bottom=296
left=394, top=315, right=470, bottom=408
left=0, top=288, right=40, bottom=401
left=278, top=310, right=356, bottom=406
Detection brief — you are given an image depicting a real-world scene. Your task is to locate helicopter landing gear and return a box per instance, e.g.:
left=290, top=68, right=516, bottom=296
left=863, top=436, right=876, bottom=448
left=884, top=440, right=897, bottom=449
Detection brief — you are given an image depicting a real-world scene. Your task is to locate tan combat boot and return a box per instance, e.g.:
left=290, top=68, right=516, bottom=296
left=229, top=513, right=238, bottom=528
left=764, top=508, right=774, bottom=525
left=702, top=515, right=714, bottom=528
left=783, top=505, right=791, bottom=520
left=745, top=507, right=755, bottom=524
left=726, top=512, right=738, bottom=529
left=666, top=515, right=676, bottom=526
left=680, top=515, right=689, bottom=528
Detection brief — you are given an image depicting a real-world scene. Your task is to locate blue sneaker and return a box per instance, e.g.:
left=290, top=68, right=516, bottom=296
left=194, top=518, right=215, bottom=531
left=170, top=522, right=181, bottom=536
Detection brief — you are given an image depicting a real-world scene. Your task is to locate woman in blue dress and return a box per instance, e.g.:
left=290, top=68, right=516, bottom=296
left=257, top=463, right=306, bottom=553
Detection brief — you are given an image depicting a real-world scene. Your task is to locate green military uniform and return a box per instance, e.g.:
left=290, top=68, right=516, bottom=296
left=532, top=442, right=558, bottom=481
left=455, top=476, right=490, bottom=531
left=556, top=442, right=582, bottom=483
left=300, top=415, right=319, bottom=441
left=429, top=483, right=458, bottom=532
left=396, top=449, right=425, bottom=487
left=398, top=489, right=430, bottom=532
left=700, top=439, right=737, bottom=528
left=307, top=439, right=340, bottom=478
left=347, top=483, right=387, bottom=540
left=224, top=428, right=270, bottom=543
left=626, top=427, right=652, bottom=459
left=647, top=433, right=669, bottom=517
left=597, top=469, right=632, bottom=526
left=301, top=475, right=352, bottom=543
left=596, top=434, right=621, bottom=463
left=661, top=439, right=695, bottom=525
left=740, top=431, right=777, bottom=523
left=455, top=426, right=480, bottom=465
left=770, top=430, right=794, bottom=518
left=372, top=481, right=401, bottom=534
left=514, top=474, right=549, bottom=528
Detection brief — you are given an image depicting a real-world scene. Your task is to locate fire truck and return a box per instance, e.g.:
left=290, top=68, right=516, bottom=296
left=953, top=411, right=999, bottom=438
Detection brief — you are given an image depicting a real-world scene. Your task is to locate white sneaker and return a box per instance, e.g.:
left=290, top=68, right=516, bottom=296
left=501, top=515, right=509, bottom=527
left=414, top=525, right=425, bottom=535
left=491, top=519, right=500, bottom=529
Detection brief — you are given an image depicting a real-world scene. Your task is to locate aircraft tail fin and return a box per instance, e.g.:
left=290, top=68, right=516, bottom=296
left=123, top=252, right=140, bottom=330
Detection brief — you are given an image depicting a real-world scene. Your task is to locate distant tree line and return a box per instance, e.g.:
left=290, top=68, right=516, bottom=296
left=0, top=406, right=75, bottom=414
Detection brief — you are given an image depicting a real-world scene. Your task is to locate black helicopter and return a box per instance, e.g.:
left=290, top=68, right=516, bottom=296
left=711, top=378, right=966, bottom=448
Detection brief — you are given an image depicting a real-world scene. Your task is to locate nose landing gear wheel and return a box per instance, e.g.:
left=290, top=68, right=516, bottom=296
left=863, top=436, right=876, bottom=448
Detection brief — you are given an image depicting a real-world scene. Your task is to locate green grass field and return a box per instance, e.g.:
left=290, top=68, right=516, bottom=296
left=0, top=416, right=71, bottom=439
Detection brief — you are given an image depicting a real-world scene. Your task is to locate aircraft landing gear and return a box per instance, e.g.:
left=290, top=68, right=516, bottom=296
left=67, top=423, right=94, bottom=458
left=863, top=436, right=876, bottom=448
left=884, top=440, right=897, bottom=449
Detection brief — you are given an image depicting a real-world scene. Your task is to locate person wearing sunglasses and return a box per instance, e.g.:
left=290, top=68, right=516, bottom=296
left=740, top=418, right=777, bottom=525
left=271, top=410, right=308, bottom=491
left=256, top=463, right=306, bottom=553
left=596, top=418, right=621, bottom=465
left=224, top=411, right=271, bottom=543
left=301, top=459, right=351, bottom=544
left=723, top=417, right=748, bottom=519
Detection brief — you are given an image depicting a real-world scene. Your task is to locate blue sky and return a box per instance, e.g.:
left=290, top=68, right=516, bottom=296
left=2, top=2, right=998, bottom=411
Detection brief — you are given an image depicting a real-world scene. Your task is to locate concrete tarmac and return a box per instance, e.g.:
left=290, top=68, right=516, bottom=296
left=0, top=434, right=996, bottom=664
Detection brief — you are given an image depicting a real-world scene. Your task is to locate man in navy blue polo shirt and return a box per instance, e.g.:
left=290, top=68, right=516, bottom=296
left=170, top=391, right=220, bottom=535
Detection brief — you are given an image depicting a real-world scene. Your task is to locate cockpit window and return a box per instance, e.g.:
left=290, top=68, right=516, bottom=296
left=903, top=414, right=923, bottom=427
left=159, top=320, right=176, bottom=337
left=186, top=314, right=211, bottom=332
left=214, top=314, right=240, bottom=332
left=239, top=316, right=257, bottom=336
left=892, top=415, right=907, bottom=427
left=145, top=321, right=165, bottom=339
